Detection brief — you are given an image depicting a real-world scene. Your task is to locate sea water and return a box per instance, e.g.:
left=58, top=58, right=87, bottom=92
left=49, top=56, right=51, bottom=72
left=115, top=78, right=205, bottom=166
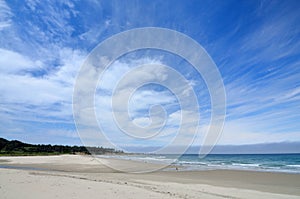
left=99, top=153, right=300, bottom=173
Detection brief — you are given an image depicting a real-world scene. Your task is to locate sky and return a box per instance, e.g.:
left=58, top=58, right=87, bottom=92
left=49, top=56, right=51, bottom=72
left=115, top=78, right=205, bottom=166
left=0, top=0, right=300, bottom=153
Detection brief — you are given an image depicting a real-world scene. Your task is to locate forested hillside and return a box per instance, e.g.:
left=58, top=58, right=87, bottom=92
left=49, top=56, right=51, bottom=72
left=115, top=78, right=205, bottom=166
left=0, top=138, right=123, bottom=156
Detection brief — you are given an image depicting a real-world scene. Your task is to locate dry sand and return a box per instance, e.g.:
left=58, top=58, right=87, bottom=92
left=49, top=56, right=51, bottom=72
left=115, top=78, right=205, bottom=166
left=0, top=155, right=299, bottom=199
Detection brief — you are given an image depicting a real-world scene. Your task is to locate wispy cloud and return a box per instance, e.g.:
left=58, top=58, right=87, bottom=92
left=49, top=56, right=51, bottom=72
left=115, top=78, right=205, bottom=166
left=0, top=0, right=12, bottom=30
left=0, top=0, right=299, bottom=149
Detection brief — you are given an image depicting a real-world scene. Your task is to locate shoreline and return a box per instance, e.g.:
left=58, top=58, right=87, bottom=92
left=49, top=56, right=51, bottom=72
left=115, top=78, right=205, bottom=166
left=97, top=153, right=300, bottom=174
left=0, top=155, right=300, bottom=198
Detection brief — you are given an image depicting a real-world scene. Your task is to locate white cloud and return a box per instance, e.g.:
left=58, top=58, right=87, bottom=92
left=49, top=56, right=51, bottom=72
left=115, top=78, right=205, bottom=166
left=0, top=0, right=12, bottom=30
left=0, top=48, right=42, bottom=73
left=0, top=47, right=87, bottom=124
left=83, top=57, right=206, bottom=149
left=218, top=120, right=300, bottom=145
left=132, top=117, right=151, bottom=127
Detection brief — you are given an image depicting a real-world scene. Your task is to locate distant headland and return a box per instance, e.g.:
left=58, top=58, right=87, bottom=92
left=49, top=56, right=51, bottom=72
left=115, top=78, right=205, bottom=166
left=0, top=137, right=123, bottom=156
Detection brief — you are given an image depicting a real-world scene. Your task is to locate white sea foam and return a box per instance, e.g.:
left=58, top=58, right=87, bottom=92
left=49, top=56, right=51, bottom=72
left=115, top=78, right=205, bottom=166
left=97, top=154, right=300, bottom=173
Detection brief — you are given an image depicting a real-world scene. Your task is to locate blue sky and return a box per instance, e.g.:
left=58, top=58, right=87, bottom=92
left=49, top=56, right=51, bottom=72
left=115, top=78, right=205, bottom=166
left=0, top=0, right=300, bottom=151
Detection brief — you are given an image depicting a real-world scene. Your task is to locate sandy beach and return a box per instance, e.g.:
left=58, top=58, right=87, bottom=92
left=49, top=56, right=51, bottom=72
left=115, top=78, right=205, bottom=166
left=0, top=155, right=299, bottom=199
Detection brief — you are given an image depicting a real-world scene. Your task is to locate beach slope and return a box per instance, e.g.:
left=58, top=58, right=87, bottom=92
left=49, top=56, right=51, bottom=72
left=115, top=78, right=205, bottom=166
left=0, top=155, right=299, bottom=199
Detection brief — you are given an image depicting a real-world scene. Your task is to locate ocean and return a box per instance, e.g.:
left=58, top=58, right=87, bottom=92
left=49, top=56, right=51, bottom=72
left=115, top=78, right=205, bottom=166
left=99, top=153, right=300, bottom=173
